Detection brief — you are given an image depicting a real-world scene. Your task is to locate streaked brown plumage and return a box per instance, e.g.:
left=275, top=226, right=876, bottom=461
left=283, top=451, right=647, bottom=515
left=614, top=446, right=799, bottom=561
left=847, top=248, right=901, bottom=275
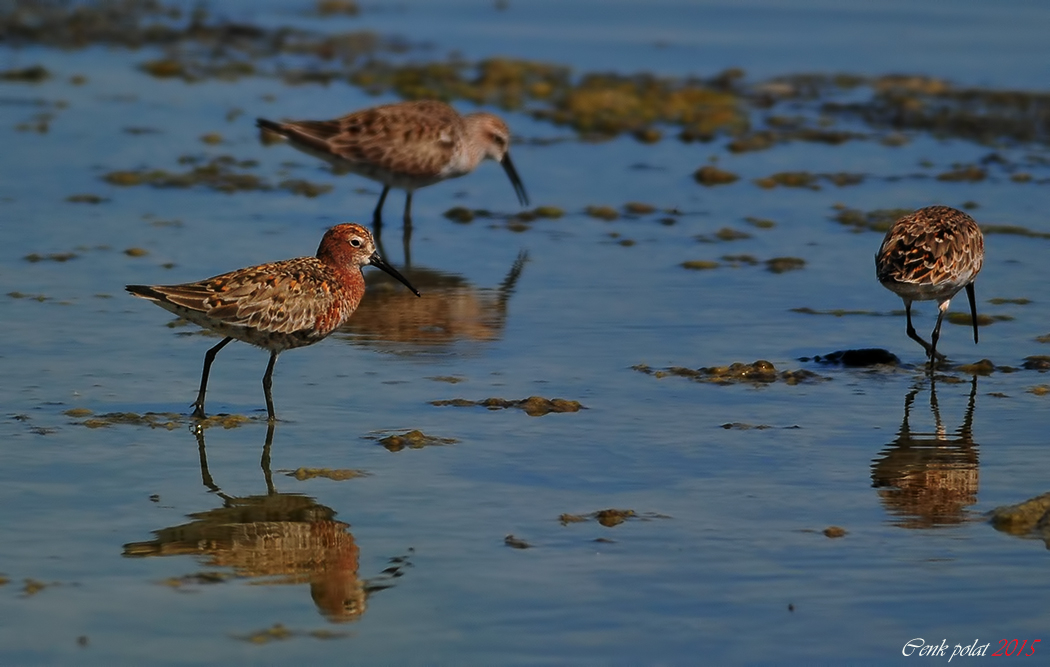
left=127, top=223, right=419, bottom=421
left=256, top=100, right=529, bottom=228
left=875, top=206, right=984, bottom=364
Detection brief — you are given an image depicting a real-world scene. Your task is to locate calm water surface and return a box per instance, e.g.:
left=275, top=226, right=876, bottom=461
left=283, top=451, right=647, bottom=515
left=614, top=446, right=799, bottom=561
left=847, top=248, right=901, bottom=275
left=2, top=1, right=1050, bottom=664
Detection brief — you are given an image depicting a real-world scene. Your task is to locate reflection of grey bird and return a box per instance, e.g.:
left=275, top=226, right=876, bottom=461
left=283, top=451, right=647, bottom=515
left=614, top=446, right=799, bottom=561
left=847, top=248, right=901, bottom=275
left=339, top=250, right=528, bottom=351
left=875, top=206, right=984, bottom=364
left=257, top=100, right=529, bottom=229
left=127, top=224, right=418, bottom=421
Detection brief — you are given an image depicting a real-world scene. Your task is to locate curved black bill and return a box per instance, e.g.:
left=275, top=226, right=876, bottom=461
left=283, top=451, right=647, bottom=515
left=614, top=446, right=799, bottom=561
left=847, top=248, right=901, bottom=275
left=966, top=282, right=978, bottom=344
left=369, top=252, right=420, bottom=297
left=501, top=153, right=530, bottom=207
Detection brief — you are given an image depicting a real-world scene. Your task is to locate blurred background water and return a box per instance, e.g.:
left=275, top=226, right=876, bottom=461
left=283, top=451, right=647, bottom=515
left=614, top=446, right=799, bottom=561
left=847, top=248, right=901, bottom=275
left=1, top=0, right=1050, bottom=663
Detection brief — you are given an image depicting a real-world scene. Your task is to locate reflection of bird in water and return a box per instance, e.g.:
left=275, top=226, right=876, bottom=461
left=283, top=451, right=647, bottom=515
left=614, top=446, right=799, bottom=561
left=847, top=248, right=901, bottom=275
left=257, top=100, right=530, bottom=265
left=875, top=205, right=984, bottom=366
left=338, top=250, right=528, bottom=352
left=870, top=377, right=979, bottom=529
left=122, top=423, right=410, bottom=623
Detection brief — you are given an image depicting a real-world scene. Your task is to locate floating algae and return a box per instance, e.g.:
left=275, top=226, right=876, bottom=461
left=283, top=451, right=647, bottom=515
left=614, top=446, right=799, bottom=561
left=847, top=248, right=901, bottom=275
left=430, top=396, right=584, bottom=416
left=633, top=360, right=828, bottom=386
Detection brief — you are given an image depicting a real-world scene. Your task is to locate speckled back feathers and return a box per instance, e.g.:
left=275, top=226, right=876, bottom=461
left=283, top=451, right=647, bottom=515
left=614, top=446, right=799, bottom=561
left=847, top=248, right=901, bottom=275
left=127, top=224, right=376, bottom=352
left=875, top=206, right=984, bottom=301
left=258, top=100, right=512, bottom=186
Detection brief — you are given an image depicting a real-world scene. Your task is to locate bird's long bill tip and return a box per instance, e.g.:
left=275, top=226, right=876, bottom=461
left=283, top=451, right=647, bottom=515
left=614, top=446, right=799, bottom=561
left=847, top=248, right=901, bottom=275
left=501, top=153, right=530, bottom=208
left=966, top=282, right=979, bottom=344
left=370, top=252, right=421, bottom=297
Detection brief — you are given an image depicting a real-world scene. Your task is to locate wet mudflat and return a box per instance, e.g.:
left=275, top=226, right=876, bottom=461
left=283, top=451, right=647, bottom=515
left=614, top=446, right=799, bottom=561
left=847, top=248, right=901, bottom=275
left=2, top=1, right=1050, bottom=664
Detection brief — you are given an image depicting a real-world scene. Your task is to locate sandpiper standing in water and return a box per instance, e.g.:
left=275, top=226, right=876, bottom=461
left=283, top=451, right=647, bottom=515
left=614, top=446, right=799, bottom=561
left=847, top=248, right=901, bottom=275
left=875, top=205, right=984, bottom=366
left=127, top=223, right=419, bottom=421
left=257, top=100, right=529, bottom=258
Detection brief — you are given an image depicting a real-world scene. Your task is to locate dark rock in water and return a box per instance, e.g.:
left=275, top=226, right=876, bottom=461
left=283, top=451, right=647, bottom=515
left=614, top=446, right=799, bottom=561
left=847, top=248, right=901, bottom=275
left=803, top=348, right=900, bottom=367
left=1022, top=356, right=1050, bottom=370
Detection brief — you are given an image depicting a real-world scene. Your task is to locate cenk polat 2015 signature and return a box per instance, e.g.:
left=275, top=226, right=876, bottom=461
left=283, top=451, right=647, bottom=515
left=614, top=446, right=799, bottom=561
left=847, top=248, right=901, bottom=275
left=903, top=638, right=1040, bottom=660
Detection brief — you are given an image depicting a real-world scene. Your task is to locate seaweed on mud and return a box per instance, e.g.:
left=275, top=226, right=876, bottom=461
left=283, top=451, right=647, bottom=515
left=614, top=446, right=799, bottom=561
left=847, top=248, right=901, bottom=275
left=504, top=535, right=531, bottom=549
left=24, top=252, right=78, bottom=262
left=71, top=410, right=256, bottom=429
left=5, top=3, right=1050, bottom=147
left=585, top=205, right=619, bottom=221
left=681, top=260, right=719, bottom=271
left=949, top=359, right=996, bottom=375
left=65, top=193, right=108, bottom=204
left=443, top=206, right=475, bottom=223
left=946, top=313, right=1011, bottom=327
left=744, top=217, right=776, bottom=229
left=371, top=429, right=458, bottom=452
left=21, top=578, right=57, bottom=597
left=754, top=171, right=864, bottom=189
left=801, top=73, right=1050, bottom=145
left=633, top=361, right=827, bottom=385
left=988, top=298, right=1031, bottom=305
left=979, top=224, right=1050, bottom=240
left=0, top=65, right=50, bottom=82
left=623, top=201, right=657, bottom=215
left=694, top=227, right=750, bottom=243
left=765, top=257, right=806, bottom=273
left=990, top=492, right=1050, bottom=547
left=937, top=165, right=986, bottom=182
left=283, top=468, right=369, bottom=481
left=558, top=509, right=669, bottom=527
left=693, top=165, right=739, bottom=186
left=103, top=156, right=331, bottom=196
left=430, top=396, right=584, bottom=416
left=831, top=206, right=916, bottom=233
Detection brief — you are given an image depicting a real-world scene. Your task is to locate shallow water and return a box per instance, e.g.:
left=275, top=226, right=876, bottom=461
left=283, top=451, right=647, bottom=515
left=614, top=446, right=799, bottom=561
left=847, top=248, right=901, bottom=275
left=2, top=1, right=1050, bottom=664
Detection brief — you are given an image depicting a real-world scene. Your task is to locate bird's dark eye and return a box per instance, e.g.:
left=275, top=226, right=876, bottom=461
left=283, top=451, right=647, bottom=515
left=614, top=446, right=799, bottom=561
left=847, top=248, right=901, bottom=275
left=492, top=134, right=506, bottom=147
left=350, top=238, right=362, bottom=247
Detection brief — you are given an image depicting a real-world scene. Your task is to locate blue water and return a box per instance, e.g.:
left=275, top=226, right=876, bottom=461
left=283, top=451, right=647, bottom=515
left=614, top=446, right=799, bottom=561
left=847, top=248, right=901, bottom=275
left=2, top=1, right=1050, bottom=664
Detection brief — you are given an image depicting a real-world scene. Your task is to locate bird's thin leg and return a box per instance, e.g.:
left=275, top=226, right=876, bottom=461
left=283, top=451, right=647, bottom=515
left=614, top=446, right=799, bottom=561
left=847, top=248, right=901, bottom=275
left=403, top=190, right=414, bottom=268
left=193, top=337, right=233, bottom=419
left=372, top=185, right=390, bottom=227
left=966, top=282, right=979, bottom=344
left=903, top=301, right=945, bottom=364
left=929, top=301, right=950, bottom=368
left=262, top=351, right=280, bottom=422
left=904, top=301, right=932, bottom=354
left=371, top=185, right=390, bottom=247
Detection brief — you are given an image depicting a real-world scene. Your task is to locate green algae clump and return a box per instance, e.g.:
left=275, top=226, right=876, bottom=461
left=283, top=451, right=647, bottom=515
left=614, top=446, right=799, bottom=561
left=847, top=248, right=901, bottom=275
left=693, top=165, right=739, bottom=186
left=376, top=429, right=457, bottom=452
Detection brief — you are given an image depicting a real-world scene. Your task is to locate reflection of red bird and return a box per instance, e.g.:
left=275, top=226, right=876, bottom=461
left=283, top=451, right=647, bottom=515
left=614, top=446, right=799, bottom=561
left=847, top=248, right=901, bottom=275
left=122, top=424, right=379, bottom=623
